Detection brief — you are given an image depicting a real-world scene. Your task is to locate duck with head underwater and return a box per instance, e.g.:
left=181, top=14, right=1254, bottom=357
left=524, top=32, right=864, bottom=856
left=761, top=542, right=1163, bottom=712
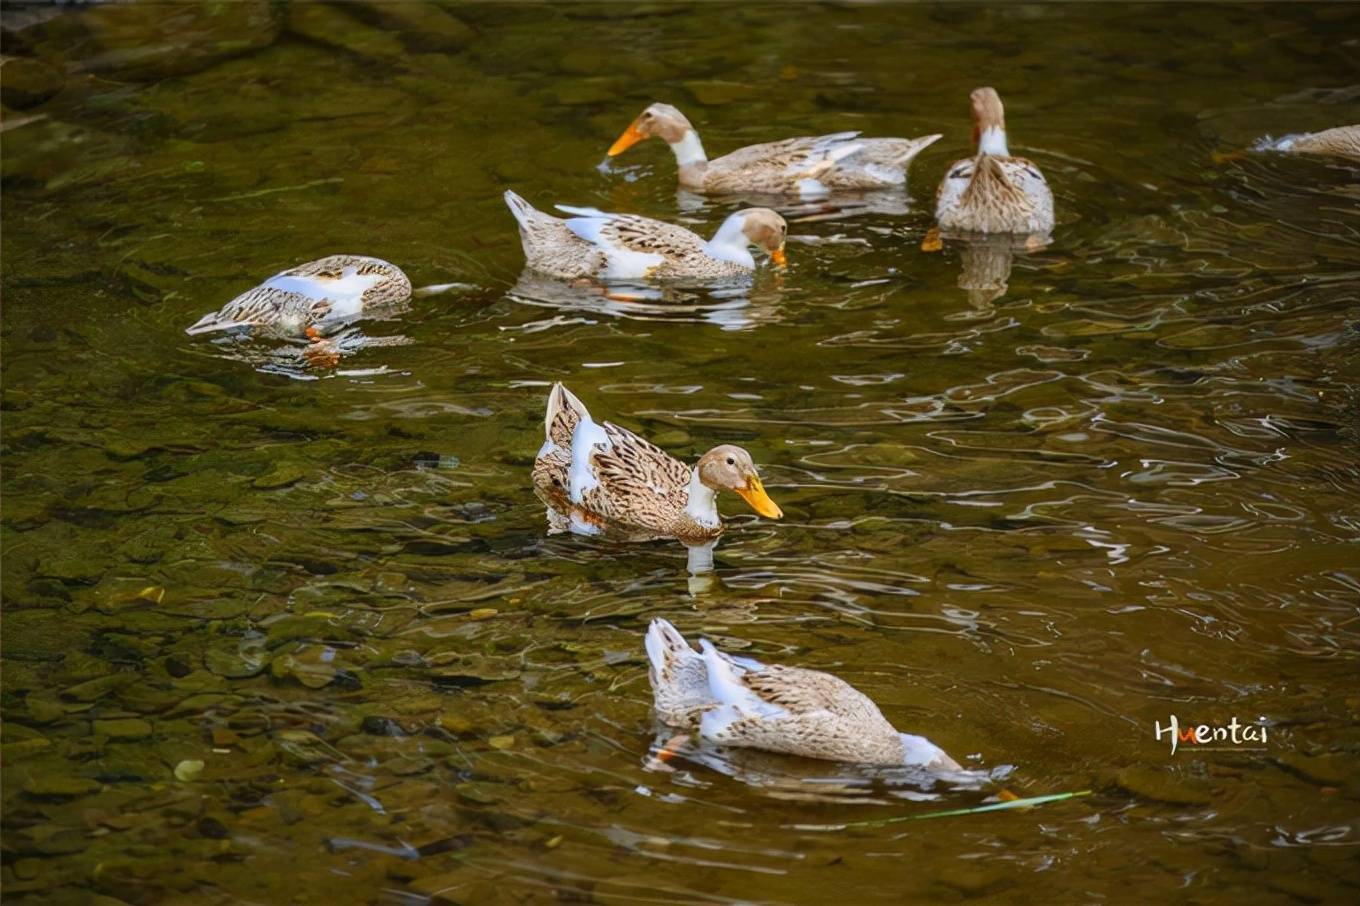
left=645, top=618, right=985, bottom=781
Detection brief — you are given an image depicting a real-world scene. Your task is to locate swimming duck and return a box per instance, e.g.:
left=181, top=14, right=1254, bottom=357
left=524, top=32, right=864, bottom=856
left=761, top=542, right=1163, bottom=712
left=505, top=190, right=786, bottom=280
left=935, top=88, right=1054, bottom=236
left=531, top=383, right=782, bottom=545
left=1255, top=124, right=1360, bottom=161
left=646, top=619, right=966, bottom=774
left=186, top=255, right=411, bottom=337
left=606, top=102, right=941, bottom=196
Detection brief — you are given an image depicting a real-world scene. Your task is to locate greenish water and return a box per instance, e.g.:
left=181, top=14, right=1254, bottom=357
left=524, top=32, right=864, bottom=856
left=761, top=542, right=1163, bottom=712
left=3, top=2, right=1359, bottom=903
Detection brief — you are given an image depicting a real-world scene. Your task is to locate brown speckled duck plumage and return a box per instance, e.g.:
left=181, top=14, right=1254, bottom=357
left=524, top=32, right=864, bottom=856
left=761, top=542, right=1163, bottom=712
left=606, top=102, right=941, bottom=195
left=531, top=383, right=781, bottom=545
left=1258, top=124, right=1360, bottom=161
left=505, top=191, right=786, bottom=280
left=186, top=255, right=410, bottom=337
left=935, top=87, right=1055, bottom=236
left=645, top=619, right=970, bottom=774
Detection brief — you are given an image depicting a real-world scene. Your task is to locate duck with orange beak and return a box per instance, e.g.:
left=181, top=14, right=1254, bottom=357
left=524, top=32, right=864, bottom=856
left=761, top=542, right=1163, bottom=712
left=532, top=383, right=783, bottom=551
left=935, top=87, right=1054, bottom=236
left=607, top=102, right=941, bottom=196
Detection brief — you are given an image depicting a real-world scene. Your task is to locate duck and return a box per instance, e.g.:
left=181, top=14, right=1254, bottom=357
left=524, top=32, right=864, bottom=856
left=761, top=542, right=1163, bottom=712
left=1255, top=124, right=1360, bottom=161
left=186, top=255, right=411, bottom=337
left=606, top=102, right=941, bottom=196
left=645, top=618, right=968, bottom=774
left=505, top=190, right=786, bottom=280
left=935, top=87, right=1054, bottom=236
left=531, top=383, right=782, bottom=545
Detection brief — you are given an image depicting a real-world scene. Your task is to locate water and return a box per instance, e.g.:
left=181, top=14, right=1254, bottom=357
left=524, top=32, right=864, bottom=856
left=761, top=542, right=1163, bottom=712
left=3, top=2, right=1358, bottom=903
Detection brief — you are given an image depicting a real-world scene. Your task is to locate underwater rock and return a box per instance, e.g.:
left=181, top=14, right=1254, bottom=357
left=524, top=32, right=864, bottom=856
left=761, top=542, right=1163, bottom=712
left=22, top=691, right=67, bottom=724
left=269, top=645, right=340, bottom=689
left=682, top=79, right=759, bottom=107
left=62, top=673, right=136, bottom=703
left=345, top=1, right=476, bottom=53
left=1113, top=765, right=1214, bottom=806
left=92, top=718, right=153, bottom=741
left=251, top=462, right=307, bottom=490
left=2, top=608, right=92, bottom=662
left=265, top=613, right=351, bottom=648
left=648, top=429, right=692, bottom=449
left=286, top=2, right=405, bottom=61
left=22, top=775, right=101, bottom=798
left=0, top=56, right=64, bottom=109
left=427, top=654, right=521, bottom=686
left=1276, top=752, right=1347, bottom=786
left=39, top=554, right=106, bottom=584
left=934, top=862, right=1014, bottom=898
left=204, top=637, right=269, bottom=679
left=59, top=0, right=281, bottom=81
left=273, top=729, right=335, bottom=767
left=0, top=737, right=53, bottom=762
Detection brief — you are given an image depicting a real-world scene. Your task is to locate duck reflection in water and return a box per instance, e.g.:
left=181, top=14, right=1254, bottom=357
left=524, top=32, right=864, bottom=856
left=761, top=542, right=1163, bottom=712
left=195, top=324, right=413, bottom=380
left=508, top=269, right=783, bottom=332
left=676, top=186, right=916, bottom=222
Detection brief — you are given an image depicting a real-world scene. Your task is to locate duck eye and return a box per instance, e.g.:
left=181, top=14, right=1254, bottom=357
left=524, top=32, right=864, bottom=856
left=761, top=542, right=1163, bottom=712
left=726, top=456, right=735, bottom=465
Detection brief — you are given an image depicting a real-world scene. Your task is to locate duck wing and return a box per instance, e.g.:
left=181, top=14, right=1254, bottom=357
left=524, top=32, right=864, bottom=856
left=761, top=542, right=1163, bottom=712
left=572, top=420, right=692, bottom=533
left=185, top=255, right=408, bottom=336
left=704, top=132, right=865, bottom=188
left=555, top=206, right=709, bottom=278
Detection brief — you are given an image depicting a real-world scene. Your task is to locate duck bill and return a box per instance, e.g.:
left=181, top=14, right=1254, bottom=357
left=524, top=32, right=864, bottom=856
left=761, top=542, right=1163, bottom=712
left=770, top=244, right=787, bottom=268
left=608, top=121, right=648, bottom=156
left=735, top=476, right=783, bottom=519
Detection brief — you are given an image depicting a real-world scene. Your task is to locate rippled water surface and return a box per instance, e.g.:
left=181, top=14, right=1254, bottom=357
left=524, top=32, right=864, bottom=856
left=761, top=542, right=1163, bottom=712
left=3, top=2, right=1359, bottom=903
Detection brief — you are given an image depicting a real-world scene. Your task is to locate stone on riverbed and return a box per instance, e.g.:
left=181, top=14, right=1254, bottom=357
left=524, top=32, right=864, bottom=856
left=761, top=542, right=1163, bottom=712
left=23, top=775, right=102, bottom=798
left=0, top=56, right=65, bottom=109
left=344, top=1, right=476, bottom=53
left=20, top=0, right=282, bottom=82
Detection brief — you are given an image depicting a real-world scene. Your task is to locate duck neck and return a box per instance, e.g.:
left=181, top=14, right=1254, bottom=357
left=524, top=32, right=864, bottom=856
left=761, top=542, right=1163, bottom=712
left=684, top=467, right=721, bottom=528
left=705, top=214, right=756, bottom=267
left=668, top=130, right=708, bottom=167
left=977, top=125, right=1009, bottom=156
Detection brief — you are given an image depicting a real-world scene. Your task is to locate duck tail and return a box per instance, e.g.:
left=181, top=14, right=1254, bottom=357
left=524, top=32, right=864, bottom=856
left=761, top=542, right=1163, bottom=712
left=891, top=133, right=943, bottom=167
left=504, top=189, right=546, bottom=229
left=545, top=382, right=589, bottom=447
left=184, top=311, right=249, bottom=336
left=645, top=619, right=695, bottom=682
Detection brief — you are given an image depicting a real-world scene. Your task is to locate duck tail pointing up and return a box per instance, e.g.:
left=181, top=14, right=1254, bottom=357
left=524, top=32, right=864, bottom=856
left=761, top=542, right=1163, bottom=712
left=645, top=618, right=694, bottom=681
left=545, top=382, right=590, bottom=446
left=503, top=189, right=542, bottom=229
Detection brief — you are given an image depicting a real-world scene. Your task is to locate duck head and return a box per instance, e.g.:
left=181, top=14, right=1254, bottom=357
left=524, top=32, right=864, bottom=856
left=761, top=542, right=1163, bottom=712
left=696, top=445, right=783, bottom=518
left=708, top=208, right=788, bottom=267
left=971, top=87, right=1009, bottom=156
left=609, top=103, right=708, bottom=166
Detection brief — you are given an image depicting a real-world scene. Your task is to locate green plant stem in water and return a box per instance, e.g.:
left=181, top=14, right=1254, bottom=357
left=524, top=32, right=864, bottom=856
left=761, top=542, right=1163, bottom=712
left=793, top=790, right=1094, bottom=831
